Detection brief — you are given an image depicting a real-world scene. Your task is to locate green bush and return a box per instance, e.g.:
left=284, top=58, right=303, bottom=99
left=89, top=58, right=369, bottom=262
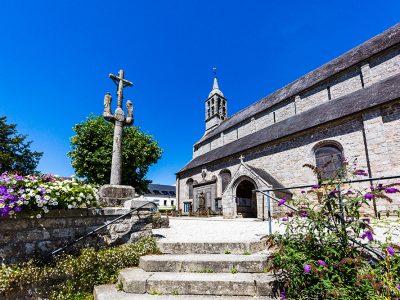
left=0, top=237, right=158, bottom=299
left=269, top=163, right=400, bottom=299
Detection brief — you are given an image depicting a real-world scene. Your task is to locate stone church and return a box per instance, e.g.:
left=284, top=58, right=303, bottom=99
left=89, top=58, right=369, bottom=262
left=176, top=24, right=400, bottom=219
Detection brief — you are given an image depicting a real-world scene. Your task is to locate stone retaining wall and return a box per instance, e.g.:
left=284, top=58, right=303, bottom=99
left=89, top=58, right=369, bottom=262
left=0, top=207, right=154, bottom=264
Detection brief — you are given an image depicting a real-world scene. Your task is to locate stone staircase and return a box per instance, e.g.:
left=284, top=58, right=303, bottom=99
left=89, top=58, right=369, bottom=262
left=94, top=240, right=277, bottom=299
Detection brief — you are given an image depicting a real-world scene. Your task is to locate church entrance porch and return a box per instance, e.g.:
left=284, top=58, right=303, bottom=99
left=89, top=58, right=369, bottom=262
left=235, top=179, right=257, bottom=218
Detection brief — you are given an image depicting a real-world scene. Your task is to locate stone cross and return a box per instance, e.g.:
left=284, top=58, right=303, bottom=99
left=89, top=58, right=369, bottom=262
left=239, top=155, right=245, bottom=163
left=103, top=69, right=134, bottom=185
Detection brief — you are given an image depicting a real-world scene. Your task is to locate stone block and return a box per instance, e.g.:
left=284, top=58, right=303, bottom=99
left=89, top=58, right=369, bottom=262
left=119, top=268, right=152, bottom=293
left=99, top=185, right=135, bottom=207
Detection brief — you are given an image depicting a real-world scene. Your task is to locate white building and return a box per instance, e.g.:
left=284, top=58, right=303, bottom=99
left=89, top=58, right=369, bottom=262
left=138, top=184, right=176, bottom=210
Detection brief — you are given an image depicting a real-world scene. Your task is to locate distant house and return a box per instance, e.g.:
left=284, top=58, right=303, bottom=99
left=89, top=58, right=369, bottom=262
left=139, top=184, right=176, bottom=210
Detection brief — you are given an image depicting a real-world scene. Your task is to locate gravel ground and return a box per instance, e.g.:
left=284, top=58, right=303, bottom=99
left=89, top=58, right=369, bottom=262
left=153, top=217, right=283, bottom=243
left=153, top=216, right=400, bottom=245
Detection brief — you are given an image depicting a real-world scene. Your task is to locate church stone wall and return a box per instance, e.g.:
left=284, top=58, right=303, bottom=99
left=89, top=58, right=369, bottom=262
left=329, top=68, right=363, bottom=100
left=192, top=44, right=400, bottom=159
left=179, top=101, right=400, bottom=218
left=369, top=46, right=400, bottom=84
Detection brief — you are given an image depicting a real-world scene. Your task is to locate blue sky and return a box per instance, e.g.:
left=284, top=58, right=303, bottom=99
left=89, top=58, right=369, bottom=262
left=0, top=1, right=398, bottom=185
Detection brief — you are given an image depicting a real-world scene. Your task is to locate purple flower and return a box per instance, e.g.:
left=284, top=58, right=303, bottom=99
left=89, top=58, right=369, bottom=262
left=345, top=190, right=354, bottom=195
left=301, top=190, right=305, bottom=194
left=14, top=175, right=23, bottom=181
left=281, top=217, right=288, bottom=221
left=377, top=184, right=384, bottom=191
left=396, top=284, right=400, bottom=290
left=311, top=184, right=320, bottom=189
left=387, top=246, right=395, bottom=256
left=278, top=197, right=287, bottom=206
left=385, top=187, right=399, bottom=194
left=354, top=170, right=368, bottom=176
left=364, top=193, right=374, bottom=200
left=317, top=260, right=327, bottom=267
left=279, top=291, right=287, bottom=300
left=329, top=189, right=339, bottom=197
left=300, top=211, right=308, bottom=218
left=361, top=230, right=374, bottom=241
left=286, top=211, right=293, bottom=217
left=304, top=264, right=311, bottom=274
left=14, top=206, right=22, bottom=213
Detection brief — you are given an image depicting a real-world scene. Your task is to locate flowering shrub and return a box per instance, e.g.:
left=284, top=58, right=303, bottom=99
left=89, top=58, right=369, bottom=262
left=0, top=172, right=98, bottom=218
left=270, top=162, right=400, bottom=299
left=0, top=237, right=158, bottom=299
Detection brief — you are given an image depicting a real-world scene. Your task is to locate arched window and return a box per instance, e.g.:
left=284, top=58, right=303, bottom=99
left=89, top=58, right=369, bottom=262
left=315, top=144, right=344, bottom=179
left=186, top=178, right=194, bottom=199
left=220, top=170, right=232, bottom=193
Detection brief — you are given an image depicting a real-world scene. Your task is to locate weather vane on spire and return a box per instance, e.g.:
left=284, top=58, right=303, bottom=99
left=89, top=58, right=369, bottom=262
left=213, top=66, right=217, bottom=77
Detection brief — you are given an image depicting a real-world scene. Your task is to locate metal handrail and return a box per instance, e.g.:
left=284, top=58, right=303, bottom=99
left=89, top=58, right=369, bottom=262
left=259, top=175, right=400, bottom=192
left=254, top=175, right=400, bottom=260
left=44, top=201, right=158, bottom=261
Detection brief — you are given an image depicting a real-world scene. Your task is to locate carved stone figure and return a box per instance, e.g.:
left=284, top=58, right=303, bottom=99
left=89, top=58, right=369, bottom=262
left=198, top=192, right=206, bottom=209
left=103, top=92, right=112, bottom=117
left=126, top=100, right=134, bottom=125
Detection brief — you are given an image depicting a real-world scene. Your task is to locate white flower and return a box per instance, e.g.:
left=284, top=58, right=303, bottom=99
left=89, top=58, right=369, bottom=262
left=36, top=214, right=41, bottom=218
left=67, top=204, right=73, bottom=209
left=70, top=197, right=74, bottom=200
left=44, top=195, right=50, bottom=200
left=35, top=195, right=40, bottom=200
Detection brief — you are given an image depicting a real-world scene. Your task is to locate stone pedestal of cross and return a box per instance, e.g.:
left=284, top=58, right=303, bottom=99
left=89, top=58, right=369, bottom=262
left=99, top=69, right=137, bottom=207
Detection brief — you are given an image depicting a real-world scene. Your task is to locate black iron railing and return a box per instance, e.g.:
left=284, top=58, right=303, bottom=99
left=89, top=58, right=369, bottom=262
left=254, top=175, right=400, bottom=260
left=44, top=201, right=158, bottom=261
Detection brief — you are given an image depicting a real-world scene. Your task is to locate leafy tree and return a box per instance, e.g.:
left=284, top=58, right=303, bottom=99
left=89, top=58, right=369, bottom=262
left=0, top=116, right=43, bottom=174
left=68, top=115, right=162, bottom=194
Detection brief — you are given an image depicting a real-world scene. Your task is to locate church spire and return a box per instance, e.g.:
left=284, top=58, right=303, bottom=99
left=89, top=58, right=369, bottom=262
left=205, top=66, right=228, bottom=132
left=209, top=66, right=224, bottom=97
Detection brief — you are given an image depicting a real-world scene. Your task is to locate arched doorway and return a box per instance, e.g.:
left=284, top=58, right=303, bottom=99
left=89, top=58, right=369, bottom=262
left=235, top=179, right=257, bottom=218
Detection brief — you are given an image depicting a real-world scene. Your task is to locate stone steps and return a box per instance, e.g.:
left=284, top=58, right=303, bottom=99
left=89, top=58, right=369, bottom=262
left=94, top=239, right=277, bottom=299
left=157, top=240, right=267, bottom=254
left=118, top=268, right=275, bottom=296
left=94, top=284, right=275, bottom=299
left=139, top=252, right=271, bottom=273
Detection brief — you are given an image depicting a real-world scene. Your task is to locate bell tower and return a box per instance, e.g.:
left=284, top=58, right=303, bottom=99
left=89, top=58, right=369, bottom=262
left=205, top=67, right=228, bottom=132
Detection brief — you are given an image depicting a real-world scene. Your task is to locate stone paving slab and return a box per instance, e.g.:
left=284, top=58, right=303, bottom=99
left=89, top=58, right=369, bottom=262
left=140, top=252, right=272, bottom=273
left=153, top=217, right=281, bottom=243
left=94, top=284, right=276, bottom=300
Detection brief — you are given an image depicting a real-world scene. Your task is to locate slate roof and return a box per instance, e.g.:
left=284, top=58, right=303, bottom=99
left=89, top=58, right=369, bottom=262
left=178, top=73, right=400, bottom=174
left=247, top=165, right=287, bottom=190
left=145, top=184, right=176, bottom=196
left=195, top=23, right=400, bottom=146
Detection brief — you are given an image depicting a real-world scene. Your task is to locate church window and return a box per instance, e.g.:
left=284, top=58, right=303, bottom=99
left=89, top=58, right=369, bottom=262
left=187, top=178, right=194, bottom=199
left=220, top=170, right=232, bottom=193
left=315, top=144, right=344, bottom=180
